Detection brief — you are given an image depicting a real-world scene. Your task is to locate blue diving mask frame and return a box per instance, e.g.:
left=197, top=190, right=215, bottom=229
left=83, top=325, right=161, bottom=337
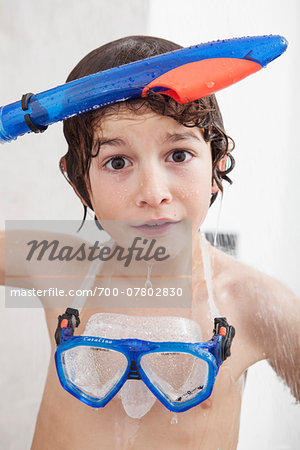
left=54, top=308, right=235, bottom=413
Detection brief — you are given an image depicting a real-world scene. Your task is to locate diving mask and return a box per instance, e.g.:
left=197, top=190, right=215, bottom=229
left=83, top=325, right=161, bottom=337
left=54, top=308, right=235, bottom=415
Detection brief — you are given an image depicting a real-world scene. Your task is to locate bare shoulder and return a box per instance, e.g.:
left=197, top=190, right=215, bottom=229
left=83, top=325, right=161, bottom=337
left=212, top=246, right=299, bottom=313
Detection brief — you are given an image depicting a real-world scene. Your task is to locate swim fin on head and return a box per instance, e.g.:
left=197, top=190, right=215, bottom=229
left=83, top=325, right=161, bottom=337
left=0, top=35, right=287, bottom=143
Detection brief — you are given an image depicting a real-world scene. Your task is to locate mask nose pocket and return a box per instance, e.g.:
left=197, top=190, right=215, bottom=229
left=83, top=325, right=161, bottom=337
left=117, top=379, right=157, bottom=419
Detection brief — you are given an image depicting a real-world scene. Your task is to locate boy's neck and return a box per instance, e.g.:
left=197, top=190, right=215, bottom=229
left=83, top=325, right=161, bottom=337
left=98, top=231, right=206, bottom=279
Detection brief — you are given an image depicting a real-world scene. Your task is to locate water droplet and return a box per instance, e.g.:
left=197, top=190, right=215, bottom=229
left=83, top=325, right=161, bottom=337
left=170, top=413, right=178, bottom=424
left=206, top=81, right=215, bottom=89
left=145, top=278, right=152, bottom=289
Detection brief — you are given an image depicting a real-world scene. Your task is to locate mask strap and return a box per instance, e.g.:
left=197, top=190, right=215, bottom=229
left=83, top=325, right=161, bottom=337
left=54, top=308, right=235, bottom=365
left=54, top=238, right=115, bottom=344
left=69, top=238, right=115, bottom=312
left=200, top=232, right=220, bottom=319
left=201, top=233, right=235, bottom=362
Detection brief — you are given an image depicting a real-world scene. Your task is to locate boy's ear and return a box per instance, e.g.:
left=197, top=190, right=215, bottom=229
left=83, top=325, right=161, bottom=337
left=59, top=157, right=89, bottom=207
left=212, top=155, right=227, bottom=194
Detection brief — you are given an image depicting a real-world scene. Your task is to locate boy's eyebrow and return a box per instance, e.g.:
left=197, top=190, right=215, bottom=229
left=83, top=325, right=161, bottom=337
left=95, top=138, right=125, bottom=148
left=94, top=131, right=202, bottom=149
left=163, top=131, right=202, bottom=143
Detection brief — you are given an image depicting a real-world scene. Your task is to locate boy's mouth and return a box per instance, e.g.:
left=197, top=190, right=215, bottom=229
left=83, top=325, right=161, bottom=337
left=131, top=219, right=181, bottom=235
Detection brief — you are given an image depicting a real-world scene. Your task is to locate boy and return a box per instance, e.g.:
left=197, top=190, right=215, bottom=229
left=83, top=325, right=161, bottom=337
left=1, top=35, right=299, bottom=449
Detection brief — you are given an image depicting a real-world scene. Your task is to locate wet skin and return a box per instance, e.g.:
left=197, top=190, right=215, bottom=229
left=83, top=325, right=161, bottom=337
left=30, top=236, right=300, bottom=450
left=87, top=106, right=215, bottom=236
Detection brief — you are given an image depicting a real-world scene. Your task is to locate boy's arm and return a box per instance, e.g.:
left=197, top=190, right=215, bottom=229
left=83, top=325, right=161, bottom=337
left=0, top=229, right=91, bottom=290
left=258, top=276, right=300, bottom=402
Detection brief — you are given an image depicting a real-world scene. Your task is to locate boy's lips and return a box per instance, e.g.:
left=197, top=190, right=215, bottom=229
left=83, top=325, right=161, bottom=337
left=132, top=218, right=180, bottom=226
left=130, top=219, right=181, bottom=236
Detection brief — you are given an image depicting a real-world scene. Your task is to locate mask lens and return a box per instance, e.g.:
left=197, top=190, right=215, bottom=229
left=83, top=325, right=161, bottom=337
left=61, top=346, right=128, bottom=400
left=140, top=351, right=209, bottom=403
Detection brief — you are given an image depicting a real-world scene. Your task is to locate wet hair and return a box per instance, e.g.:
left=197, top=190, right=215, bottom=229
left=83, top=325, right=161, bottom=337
left=61, top=35, right=235, bottom=225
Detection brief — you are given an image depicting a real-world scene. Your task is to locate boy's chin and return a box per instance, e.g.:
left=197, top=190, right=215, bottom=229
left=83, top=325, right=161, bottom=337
left=103, top=220, right=193, bottom=272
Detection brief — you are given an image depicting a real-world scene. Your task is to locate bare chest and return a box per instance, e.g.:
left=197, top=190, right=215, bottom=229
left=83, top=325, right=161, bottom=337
left=33, top=358, right=245, bottom=450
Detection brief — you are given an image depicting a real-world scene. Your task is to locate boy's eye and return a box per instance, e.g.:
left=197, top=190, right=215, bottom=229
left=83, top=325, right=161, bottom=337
left=105, top=156, right=130, bottom=170
left=167, top=150, right=193, bottom=163
left=104, top=150, right=193, bottom=171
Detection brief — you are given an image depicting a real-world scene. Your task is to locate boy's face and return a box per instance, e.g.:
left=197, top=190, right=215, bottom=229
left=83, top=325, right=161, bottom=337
left=88, top=105, right=214, bottom=237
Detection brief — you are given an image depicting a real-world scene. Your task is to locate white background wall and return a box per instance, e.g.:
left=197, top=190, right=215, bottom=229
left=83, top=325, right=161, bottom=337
left=148, top=0, right=300, bottom=296
left=0, top=0, right=299, bottom=448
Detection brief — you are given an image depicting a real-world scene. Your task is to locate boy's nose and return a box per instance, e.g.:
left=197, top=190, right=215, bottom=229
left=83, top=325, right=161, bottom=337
left=134, top=167, right=172, bottom=208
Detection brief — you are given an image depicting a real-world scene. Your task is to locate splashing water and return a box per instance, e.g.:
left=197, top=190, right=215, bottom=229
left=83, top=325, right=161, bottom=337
left=145, top=263, right=153, bottom=289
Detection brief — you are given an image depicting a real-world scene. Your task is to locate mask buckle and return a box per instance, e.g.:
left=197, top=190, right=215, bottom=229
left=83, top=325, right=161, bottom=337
left=213, top=317, right=235, bottom=362
left=55, top=307, right=80, bottom=345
